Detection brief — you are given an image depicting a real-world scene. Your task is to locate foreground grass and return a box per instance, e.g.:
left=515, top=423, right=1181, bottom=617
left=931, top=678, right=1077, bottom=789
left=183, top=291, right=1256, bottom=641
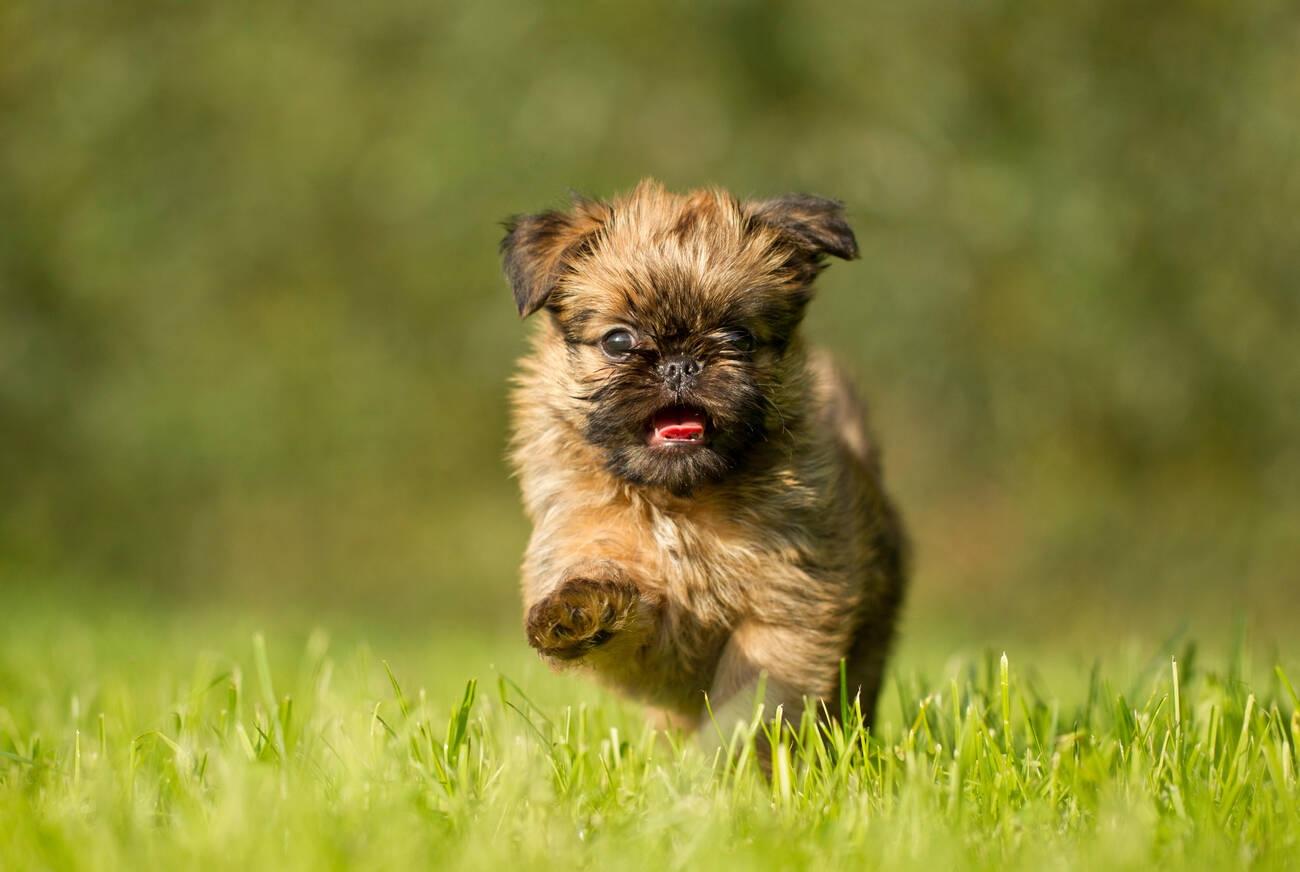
left=1, top=603, right=1298, bottom=870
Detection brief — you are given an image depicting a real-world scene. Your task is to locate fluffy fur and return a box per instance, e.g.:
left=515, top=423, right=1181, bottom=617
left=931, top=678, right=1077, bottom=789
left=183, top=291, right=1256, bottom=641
left=501, top=179, right=907, bottom=733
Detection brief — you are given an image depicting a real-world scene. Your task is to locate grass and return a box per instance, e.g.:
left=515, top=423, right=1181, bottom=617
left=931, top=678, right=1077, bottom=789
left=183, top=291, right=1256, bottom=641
left=1, top=600, right=1298, bottom=870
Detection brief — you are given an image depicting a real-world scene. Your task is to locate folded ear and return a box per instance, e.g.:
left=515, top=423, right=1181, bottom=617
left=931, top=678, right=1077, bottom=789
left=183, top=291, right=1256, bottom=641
left=747, top=194, right=859, bottom=261
left=499, top=196, right=611, bottom=317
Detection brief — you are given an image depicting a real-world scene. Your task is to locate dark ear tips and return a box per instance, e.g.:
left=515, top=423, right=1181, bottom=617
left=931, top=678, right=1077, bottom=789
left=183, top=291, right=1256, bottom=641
left=499, top=197, right=611, bottom=318
left=499, top=215, right=550, bottom=317
left=500, top=211, right=563, bottom=318
left=748, top=194, right=860, bottom=262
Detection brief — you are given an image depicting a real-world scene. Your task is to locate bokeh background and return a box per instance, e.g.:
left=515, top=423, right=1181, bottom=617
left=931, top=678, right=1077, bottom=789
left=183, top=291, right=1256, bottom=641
left=3, top=0, right=1298, bottom=654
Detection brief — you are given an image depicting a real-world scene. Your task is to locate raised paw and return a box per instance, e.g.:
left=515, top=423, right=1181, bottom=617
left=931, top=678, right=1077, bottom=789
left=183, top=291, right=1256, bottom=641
left=526, top=576, right=641, bottom=661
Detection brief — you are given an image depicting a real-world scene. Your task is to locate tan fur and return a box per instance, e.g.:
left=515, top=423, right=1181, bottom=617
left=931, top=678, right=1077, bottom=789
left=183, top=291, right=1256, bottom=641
left=503, top=180, right=907, bottom=734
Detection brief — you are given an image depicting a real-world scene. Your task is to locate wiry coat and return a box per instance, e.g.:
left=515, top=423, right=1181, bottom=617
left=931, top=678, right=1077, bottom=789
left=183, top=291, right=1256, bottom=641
left=503, top=180, right=907, bottom=730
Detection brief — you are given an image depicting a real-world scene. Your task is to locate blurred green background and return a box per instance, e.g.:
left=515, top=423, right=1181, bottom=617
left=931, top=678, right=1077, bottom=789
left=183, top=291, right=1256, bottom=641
left=2, top=0, right=1297, bottom=648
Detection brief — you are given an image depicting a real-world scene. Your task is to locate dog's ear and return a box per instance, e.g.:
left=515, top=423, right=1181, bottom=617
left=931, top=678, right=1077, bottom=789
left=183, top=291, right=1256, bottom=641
left=747, top=194, right=859, bottom=261
left=500, top=196, right=611, bottom=318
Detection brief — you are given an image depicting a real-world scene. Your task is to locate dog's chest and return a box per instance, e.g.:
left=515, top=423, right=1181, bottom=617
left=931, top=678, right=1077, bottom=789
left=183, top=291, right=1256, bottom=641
left=646, top=508, right=693, bottom=561
left=639, top=502, right=766, bottom=601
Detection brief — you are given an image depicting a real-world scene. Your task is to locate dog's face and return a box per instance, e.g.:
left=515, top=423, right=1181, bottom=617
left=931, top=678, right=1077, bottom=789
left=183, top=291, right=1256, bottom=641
left=501, top=180, right=858, bottom=493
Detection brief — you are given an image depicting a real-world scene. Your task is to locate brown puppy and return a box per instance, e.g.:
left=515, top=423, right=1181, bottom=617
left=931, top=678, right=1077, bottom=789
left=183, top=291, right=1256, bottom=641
left=501, top=180, right=907, bottom=736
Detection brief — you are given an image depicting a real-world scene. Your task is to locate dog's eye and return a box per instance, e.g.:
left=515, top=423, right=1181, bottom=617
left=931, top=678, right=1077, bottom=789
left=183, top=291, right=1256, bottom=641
left=600, top=328, right=637, bottom=357
left=721, top=328, right=756, bottom=352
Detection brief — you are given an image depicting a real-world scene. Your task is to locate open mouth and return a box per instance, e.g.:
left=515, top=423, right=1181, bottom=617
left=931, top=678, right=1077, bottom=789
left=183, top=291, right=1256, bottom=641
left=648, top=405, right=708, bottom=447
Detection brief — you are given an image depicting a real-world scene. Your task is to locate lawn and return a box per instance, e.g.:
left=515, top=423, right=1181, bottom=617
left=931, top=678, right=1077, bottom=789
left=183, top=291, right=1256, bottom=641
left=1, top=596, right=1297, bottom=871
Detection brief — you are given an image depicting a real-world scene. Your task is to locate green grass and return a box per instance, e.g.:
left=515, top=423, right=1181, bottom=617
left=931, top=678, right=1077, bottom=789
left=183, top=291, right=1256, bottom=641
left=1, top=602, right=1298, bottom=871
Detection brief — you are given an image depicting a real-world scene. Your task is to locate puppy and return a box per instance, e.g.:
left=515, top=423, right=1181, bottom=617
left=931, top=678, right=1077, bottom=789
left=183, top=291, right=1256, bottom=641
left=500, top=180, right=907, bottom=736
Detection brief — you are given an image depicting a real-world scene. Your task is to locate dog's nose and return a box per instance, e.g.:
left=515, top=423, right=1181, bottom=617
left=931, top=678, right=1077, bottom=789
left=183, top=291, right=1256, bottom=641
left=659, top=355, right=702, bottom=391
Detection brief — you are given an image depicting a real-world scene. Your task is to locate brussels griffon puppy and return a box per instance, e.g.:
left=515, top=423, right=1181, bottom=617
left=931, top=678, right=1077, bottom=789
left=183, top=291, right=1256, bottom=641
left=501, top=180, right=907, bottom=735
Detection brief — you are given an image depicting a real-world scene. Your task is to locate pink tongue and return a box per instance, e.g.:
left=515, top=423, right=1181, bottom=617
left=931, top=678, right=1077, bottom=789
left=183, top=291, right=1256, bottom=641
left=653, top=409, right=706, bottom=442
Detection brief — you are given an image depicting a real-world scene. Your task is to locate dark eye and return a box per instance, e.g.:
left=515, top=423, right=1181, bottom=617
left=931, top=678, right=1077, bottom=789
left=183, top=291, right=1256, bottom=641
left=600, top=328, right=637, bottom=357
left=721, top=328, right=756, bottom=352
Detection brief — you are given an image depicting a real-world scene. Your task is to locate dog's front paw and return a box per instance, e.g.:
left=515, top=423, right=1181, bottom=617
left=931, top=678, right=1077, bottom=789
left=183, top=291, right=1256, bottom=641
left=526, top=575, right=640, bottom=661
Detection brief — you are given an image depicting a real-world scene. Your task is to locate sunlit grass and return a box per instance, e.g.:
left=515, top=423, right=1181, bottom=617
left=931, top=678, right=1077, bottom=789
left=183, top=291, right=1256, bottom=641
left=1, top=605, right=1297, bottom=870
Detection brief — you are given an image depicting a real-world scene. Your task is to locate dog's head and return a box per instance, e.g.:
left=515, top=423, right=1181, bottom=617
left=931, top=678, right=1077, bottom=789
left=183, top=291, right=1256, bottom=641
left=501, top=180, right=858, bottom=494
